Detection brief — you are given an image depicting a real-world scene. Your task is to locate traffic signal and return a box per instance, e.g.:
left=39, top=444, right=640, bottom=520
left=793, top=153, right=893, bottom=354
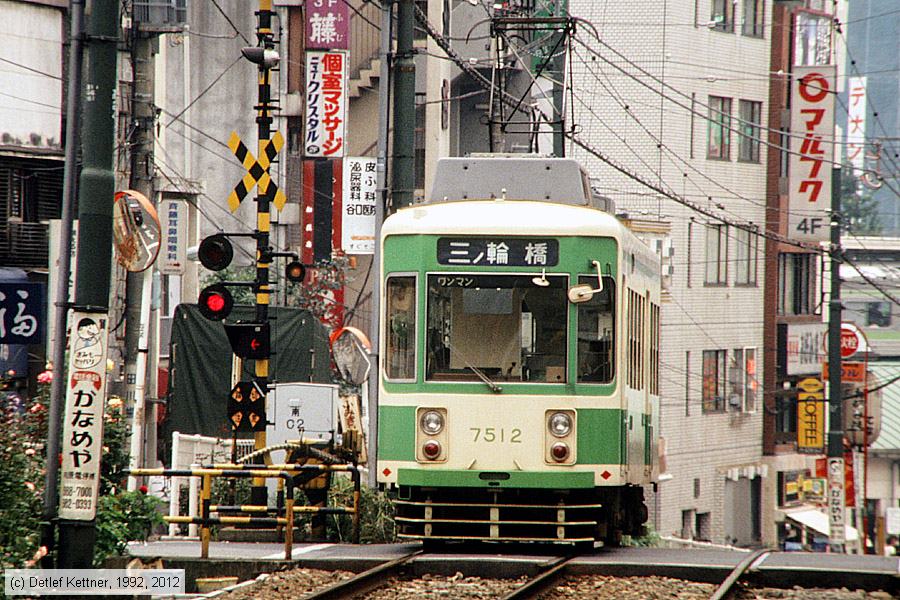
left=285, top=260, right=306, bottom=283
left=198, top=234, right=234, bottom=271
left=224, top=322, right=270, bottom=359
left=198, top=283, right=233, bottom=320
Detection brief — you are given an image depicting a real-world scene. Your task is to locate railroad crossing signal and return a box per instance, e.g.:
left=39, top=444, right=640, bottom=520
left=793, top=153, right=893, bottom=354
left=228, top=381, right=267, bottom=432
left=224, top=322, right=270, bottom=359
left=227, top=131, right=287, bottom=212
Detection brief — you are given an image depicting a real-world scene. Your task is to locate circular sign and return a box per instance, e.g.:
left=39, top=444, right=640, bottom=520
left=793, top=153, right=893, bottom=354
left=840, top=324, right=863, bottom=359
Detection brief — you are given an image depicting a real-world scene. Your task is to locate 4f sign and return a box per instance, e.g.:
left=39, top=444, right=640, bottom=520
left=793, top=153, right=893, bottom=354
left=788, top=65, right=835, bottom=243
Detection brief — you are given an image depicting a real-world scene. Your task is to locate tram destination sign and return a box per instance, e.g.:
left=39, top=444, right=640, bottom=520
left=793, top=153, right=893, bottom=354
left=437, top=238, right=559, bottom=267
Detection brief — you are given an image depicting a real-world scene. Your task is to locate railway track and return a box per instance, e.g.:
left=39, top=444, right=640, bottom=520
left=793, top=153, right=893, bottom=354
left=301, top=551, right=422, bottom=600
left=131, top=540, right=899, bottom=598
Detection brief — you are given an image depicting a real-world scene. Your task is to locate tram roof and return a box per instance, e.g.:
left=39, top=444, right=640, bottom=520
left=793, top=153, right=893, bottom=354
left=382, top=198, right=625, bottom=238
left=426, top=156, right=613, bottom=212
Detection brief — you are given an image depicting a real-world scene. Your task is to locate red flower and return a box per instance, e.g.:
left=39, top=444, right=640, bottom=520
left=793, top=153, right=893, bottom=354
left=139, top=485, right=148, bottom=494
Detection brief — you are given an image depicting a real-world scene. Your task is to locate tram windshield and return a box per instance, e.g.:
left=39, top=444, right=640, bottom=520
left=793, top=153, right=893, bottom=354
left=426, top=274, right=568, bottom=384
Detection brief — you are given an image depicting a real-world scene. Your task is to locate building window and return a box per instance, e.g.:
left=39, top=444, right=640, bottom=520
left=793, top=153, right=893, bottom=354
left=729, top=348, right=745, bottom=411
left=705, top=224, right=727, bottom=285
left=686, top=221, right=693, bottom=287
left=795, top=11, right=832, bottom=66
left=845, top=300, right=891, bottom=327
left=729, top=348, right=758, bottom=412
left=734, top=227, right=757, bottom=285
left=744, top=347, right=757, bottom=412
left=777, top=253, right=818, bottom=315
left=696, top=512, right=712, bottom=541
left=685, top=350, right=691, bottom=416
left=742, top=0, right=764, bottom=37
left=738, top=100, right=762, bottom=163
left=708, top=96, right=732, bottom=160
left=711, top=0, right=734, bottom=32
left=702, top=349, right=727, bottom=413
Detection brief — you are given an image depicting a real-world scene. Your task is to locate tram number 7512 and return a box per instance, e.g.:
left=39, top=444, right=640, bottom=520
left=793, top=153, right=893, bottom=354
left=470, top=427, right=522, bottom=443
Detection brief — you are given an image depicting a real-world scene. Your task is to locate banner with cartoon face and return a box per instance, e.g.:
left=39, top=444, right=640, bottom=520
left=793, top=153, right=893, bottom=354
left=60, top=311, right=109, bottom=521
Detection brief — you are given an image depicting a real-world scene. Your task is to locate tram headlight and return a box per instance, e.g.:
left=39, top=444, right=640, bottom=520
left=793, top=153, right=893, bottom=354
left=548, top=412, right=572, bottom=438
left=420, top=410, right=445, bottom=435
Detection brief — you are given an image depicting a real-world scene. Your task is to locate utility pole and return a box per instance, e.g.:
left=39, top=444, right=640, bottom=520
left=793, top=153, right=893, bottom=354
left=125, top=32, right=157, bottom=491
left=369, top=0, right=394, bottom=487
left=550, top=0, right=565, bottom=157
left=827, top=165, right=846, bottom=553
left=391, top=0, right=416, bottom=209
left=42, top=0, right=85, bottom=566
left=249, top=0, right=277, bottom=507
left=57, top=0, right=120, bottom=568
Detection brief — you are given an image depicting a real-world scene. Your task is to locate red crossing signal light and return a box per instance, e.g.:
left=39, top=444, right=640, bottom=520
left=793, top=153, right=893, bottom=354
left=198, top=284, right=233, bottom=320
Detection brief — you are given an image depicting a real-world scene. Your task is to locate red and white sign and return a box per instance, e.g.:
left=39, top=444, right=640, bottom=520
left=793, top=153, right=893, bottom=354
left=305, top=51, right=347, bottom=158
left=840, top=322, right=865, bottom=359
left=846, top=77, right=867, bottom=172
left=59, top=311, right=109, bottom=520
left=789, top=65, right=836, bottom=243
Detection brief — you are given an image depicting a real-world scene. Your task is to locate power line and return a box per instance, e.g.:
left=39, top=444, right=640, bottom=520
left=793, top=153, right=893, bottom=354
left=209, top=0, right=251, bottom=45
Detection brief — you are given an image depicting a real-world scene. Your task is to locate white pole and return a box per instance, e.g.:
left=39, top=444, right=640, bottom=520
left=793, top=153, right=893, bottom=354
left=127, top=271, right=153, bottom=490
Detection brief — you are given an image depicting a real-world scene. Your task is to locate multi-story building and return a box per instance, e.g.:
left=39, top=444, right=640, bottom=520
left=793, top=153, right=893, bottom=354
left=568, top=0, right=771, bottom=546
left=0, top=0, right=66, bottom=382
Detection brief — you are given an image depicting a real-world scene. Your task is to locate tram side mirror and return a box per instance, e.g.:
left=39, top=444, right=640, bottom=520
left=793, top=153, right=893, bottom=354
left=568, top=284, right=595, bottom=303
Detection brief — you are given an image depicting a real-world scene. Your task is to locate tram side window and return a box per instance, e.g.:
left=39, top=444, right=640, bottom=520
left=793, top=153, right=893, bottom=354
left=386, top=276, right=416, bottom=380
left=577, top=276, right=615, bottom=383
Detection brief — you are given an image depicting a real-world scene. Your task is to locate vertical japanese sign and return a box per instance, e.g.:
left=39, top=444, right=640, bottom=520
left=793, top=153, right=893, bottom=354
left=305, top=51, right=347, bottom=158
left=796, top=376, right=825, bottom=454
left=845, top=77, right=866, bottom=171
left=341, top=157, right=377, bottom=254
left=827, top=456, right=846, bottom=546
left=159, top=199, right=187, bottom=275
left=306, top=0, right=349, bottom=50
left=789, top=65, right=835, bottom=243
left=60, top=311, right=109, bottom=520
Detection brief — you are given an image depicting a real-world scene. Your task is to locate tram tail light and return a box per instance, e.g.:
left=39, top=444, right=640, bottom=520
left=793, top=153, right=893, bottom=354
left=550, top=442, right=570, bottom=462
left=422, top=440, right=442, bottom=460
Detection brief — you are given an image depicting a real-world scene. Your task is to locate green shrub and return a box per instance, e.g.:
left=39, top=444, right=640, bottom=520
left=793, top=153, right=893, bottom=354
left=94, top=490, right=164, bottom=565
left=325, top=475, right=396, bottom=544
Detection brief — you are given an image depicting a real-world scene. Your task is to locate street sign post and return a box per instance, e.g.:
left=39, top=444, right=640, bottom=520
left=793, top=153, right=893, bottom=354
left=828, top=456, right=846, bottom=548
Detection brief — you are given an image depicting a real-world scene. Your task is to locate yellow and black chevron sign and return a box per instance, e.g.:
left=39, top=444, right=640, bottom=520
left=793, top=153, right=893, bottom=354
left=226, top=131, right=287, bottom=212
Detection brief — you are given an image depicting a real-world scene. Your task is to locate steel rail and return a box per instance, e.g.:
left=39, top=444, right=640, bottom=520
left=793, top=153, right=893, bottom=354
left=499, top=555, right=575, bottom=600
left=302, top=551, right=422, bottom=600
left=709, top=549, right=769, bottom=600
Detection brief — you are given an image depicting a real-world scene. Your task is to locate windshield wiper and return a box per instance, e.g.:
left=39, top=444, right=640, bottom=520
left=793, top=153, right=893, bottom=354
left=447, top=344, right=502, bottom=394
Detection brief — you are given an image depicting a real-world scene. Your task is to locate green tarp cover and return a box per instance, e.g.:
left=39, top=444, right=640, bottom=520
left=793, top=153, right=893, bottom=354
left=161, top=304, right=332, bottom=460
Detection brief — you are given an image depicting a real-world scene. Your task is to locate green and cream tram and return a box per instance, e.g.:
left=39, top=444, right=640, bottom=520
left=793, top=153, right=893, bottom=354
left=376, top=156, right=661, bottom=545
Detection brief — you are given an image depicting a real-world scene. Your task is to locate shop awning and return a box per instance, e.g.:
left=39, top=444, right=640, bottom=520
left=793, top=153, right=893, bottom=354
left=782, top=506, right=859, bottom=542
